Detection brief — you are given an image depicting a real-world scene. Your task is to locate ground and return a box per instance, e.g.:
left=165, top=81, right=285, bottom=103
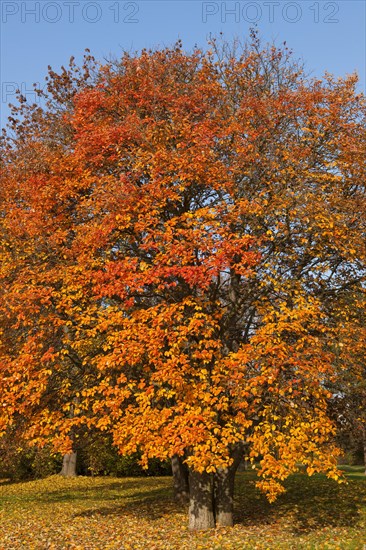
left=0, top=468, right=365, bottom=549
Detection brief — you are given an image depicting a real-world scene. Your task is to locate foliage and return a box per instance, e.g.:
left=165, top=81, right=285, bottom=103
left=76, top=433, right=171, bottom=477
left=0, top=32, right=365, bottom=510
left=0, top=429, right=170, bottom=480
left=0, top=471, right=365, bottom=548
left=327, top=291, right=366, bottom=470
left=0, top=427, right=61, bottom=480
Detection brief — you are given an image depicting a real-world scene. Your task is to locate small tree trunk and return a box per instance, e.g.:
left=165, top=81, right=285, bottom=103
left=171, top=455, right=189, bottom=501
left=214, top=468, right=235, bottom=527
left=60, top=451, right=77, bottom=477
left=188, top=470, right=215, bottom=531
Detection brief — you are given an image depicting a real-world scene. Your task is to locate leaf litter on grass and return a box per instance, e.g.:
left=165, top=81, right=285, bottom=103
left=0, top=472, right=365, bottom=549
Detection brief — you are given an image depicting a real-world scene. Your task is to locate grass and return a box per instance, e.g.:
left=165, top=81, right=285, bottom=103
left=338, top=465, right=366, bottom=479
left=0, top=469, right=365, bottom=549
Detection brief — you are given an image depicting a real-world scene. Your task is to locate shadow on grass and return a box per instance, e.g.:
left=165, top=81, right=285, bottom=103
left=45, top=479, right=170, bottom=499
left=234, top=472, right=366, bottom=534
left=0, top=479, right=12, bottom=487
left=73, top=496, right=181, bottom=522
left=0, top=477, right=172, bottom=506
left=73, top=479, right=181, bottom=522
left=44, top=484, right=171, bottom=505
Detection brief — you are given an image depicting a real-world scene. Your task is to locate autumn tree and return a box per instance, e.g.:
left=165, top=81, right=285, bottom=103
left=0, top=53, right=103, bottom=476
left=1, top=34, right=365, bottom=529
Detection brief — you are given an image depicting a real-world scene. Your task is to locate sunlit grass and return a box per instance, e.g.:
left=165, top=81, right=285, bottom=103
left=0, top=469, right=365, bottom=549
left=339, top=465, right=366, bottom=479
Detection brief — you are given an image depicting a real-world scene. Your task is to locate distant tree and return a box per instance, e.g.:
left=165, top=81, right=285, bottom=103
left=328, top=292, right=366, bottom=472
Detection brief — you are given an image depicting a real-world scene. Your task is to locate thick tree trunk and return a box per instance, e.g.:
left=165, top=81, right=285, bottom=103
left=171, top=455, right=189, bottom=501
left=188, top=444, right=244, bottom=530
left=188, top=470, right=215, bottom=531
left=363, top=428, right=366, bottom=476
left=60, top=451, right=77, bottom=477
left=214, top=468, right=235, bottom=527
left=213, top=444, right=243, bottom=527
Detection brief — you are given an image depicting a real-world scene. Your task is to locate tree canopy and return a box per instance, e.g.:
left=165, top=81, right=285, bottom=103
left=1, top=34, right=365, bottom=529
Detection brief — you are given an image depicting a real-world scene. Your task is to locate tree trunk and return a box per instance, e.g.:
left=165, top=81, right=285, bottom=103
left=213, top=444, right=243, bottom=527
left=188, top=444, right=244, bottom=530
left=60, top=451, right=77, bottom=477
left=188, top=470, right=215, bottom=531
left=171, top=455, right=189, bottom=501
left=214, top=468, right=235, bottom=527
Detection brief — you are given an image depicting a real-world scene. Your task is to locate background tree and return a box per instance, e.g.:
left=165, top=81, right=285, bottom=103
left=327, top=291, right=366, bottom=472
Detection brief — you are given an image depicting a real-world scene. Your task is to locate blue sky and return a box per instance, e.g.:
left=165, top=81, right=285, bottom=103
left=1, top=1, right=365, bottom=128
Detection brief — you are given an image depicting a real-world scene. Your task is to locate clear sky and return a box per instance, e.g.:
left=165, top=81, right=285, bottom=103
left=0, top=0, right=365, bottom=128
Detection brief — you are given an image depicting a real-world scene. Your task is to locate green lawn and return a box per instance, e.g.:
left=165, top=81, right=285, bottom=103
left=338, top=465, right=366, bottom=479
left=0, top=469, right=365, bottom=549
